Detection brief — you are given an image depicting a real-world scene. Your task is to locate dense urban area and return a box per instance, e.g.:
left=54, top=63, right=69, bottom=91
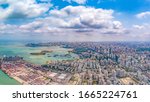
left=0, top=42, right=150, bottom=85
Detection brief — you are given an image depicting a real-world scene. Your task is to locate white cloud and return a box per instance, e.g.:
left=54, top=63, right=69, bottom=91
left=136, top=11, right=150, bottom=19
left=63, top=0, right=87, bottom=4
left=11, top=5, right=126, bottom=40
left=0, top=6, right=129, bottom=41
left=0, top=23, right=18, bottom=34
left=128, top=24, right=150, bottom=41
left=132, top=24, right=150, bottom=30
left=0, top=0, right=52, bottom=19
left=113, top=21, right=122, bottom=29
left=49, top=6, right=126, bottom=34
left=17, top=6, right=125, bottom=35
left=133, top=25, right=144, bottom=29
left=50, top=6, right=115, bottom=29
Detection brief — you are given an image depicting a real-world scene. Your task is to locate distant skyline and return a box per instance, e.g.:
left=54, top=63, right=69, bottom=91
left=0, top=0, right=150, bottom=41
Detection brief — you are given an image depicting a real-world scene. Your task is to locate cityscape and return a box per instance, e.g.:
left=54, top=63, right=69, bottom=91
left=0, top=42, right=150, bottom=85
left=0, top=0, right=150, bottom=85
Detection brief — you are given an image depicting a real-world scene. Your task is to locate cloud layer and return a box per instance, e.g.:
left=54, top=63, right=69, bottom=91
left=15, top=5, right=127, bottom=40
left=0, top=0, right=52, bottom=20
left=136, top=11, right=150, bottom=19
left=0, top=2, right=150, bottom=41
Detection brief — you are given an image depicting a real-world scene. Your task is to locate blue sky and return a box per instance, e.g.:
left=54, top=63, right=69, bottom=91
left=0, top=0, right=150, bottom=41
left=52, top=0, right=150, bottom=13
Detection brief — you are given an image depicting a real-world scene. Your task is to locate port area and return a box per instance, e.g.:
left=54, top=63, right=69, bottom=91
left=0, top=59, right=72, bottom=85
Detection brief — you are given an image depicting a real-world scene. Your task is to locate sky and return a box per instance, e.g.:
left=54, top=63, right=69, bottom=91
left=0, top=0, right=150, bottom=42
